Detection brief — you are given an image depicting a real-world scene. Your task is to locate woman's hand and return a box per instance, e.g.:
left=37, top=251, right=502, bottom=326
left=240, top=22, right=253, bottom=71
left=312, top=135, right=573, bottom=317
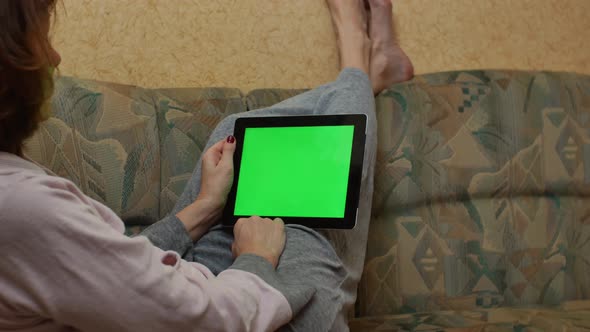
left=232, top=217, right=286, bottom=269
left=198, top=136, right=236, bottom=210
left=175, top=136, right=236, bottom=241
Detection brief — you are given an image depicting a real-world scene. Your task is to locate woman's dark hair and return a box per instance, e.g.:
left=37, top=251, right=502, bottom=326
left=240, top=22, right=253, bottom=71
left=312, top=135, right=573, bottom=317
left=0, top=0, right=57, bottom=156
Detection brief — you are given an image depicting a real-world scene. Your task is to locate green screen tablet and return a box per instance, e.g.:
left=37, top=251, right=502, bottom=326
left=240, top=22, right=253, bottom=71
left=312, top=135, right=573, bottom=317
left=222, top=114, right=366, bottom=229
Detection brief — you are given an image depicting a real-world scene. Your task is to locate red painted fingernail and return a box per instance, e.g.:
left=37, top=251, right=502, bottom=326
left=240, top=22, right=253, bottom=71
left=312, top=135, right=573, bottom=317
left=162, top=253, right=178, bottom=266
left=227, top=135, right=235, bottom=144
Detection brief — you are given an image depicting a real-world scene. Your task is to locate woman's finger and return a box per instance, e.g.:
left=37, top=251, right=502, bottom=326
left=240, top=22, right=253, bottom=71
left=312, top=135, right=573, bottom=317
left=234, top=217, right=247, bottom=234
left=202, top=140, right=225, bottom=166
left=220, top=136, right=236, bottom=167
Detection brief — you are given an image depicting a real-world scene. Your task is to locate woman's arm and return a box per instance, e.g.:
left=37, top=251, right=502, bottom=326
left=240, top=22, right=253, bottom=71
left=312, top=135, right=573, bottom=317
left=139, top=137, right=236, bottom=254
left=139, top=197, right=220, bottom=256
left=1, top=181, right=313, bottom=332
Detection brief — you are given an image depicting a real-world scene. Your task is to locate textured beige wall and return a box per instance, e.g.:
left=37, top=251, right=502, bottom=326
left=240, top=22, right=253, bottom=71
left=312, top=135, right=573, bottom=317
left=52, top=0, right=590, bottom=92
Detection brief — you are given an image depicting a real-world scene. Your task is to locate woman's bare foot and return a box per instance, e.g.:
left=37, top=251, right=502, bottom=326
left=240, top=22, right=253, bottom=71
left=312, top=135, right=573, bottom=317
left=366, top=0, right=414, bottom=94
left=326, top=0, right=371, bottom=75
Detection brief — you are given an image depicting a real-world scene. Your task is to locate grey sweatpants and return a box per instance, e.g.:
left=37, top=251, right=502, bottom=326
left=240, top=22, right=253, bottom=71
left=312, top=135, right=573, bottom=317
left=173, top=68, right=376, bottom=331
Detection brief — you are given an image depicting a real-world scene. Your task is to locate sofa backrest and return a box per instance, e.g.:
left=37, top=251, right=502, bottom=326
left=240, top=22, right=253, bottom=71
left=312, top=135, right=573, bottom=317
left=25, top=77, right=245, bottom=232
left=357, top=70, right=590, bottom=316
left=26, top=77, right=162, bottom=222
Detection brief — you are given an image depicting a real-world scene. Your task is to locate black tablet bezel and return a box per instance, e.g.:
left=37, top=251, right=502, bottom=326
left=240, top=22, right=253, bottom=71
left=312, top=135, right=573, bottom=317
left=222, top=114, right=366, bottom=229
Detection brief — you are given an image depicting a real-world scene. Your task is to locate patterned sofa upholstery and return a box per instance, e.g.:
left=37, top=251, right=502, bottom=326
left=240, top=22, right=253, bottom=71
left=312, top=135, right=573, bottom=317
left=26, top=70, right=590, bottom=331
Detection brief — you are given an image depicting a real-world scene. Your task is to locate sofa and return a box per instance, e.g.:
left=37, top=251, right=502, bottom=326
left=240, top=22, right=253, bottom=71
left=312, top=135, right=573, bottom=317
left=25, top=70, right=590, bottom=331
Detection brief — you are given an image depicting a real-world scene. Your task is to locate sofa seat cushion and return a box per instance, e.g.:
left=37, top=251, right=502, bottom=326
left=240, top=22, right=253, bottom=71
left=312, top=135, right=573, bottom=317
left=358, top=196, right=590, bottom=315
left=349, top=300, right=590, bottom=331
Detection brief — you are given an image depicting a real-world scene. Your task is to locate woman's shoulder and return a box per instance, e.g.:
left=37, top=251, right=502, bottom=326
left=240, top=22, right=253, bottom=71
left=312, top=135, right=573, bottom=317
left=2, top=169, right=83, bottom=201
left=0, top=153, right=82, bottom=200
left=0, top=171, right=92, bottom=239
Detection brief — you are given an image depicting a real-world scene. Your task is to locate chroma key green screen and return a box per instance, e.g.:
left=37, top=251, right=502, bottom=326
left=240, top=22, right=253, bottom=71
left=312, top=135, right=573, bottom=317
left=234, top=125, right=355, bottom=218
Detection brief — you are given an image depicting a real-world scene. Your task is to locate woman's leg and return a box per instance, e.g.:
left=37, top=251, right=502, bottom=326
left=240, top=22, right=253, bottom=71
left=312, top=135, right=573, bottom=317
left=178, top=67, right=374, bottom=332
left=172, top=0, right=412, bottom=329
left=178, top=66, right=375, bottom=277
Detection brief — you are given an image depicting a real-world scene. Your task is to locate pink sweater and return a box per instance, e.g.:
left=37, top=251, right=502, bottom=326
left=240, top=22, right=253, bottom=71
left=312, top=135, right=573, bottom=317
left=0, top=152, right=293, bottom=331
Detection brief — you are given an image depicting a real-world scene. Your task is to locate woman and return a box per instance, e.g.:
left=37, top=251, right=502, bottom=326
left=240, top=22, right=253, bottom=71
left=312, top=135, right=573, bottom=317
left=0, top=0, right=412, bottom=331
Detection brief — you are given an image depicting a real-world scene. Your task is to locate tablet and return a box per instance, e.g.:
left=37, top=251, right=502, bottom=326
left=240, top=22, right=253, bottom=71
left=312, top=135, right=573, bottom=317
left=222, top=114, right=366, bottom=229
